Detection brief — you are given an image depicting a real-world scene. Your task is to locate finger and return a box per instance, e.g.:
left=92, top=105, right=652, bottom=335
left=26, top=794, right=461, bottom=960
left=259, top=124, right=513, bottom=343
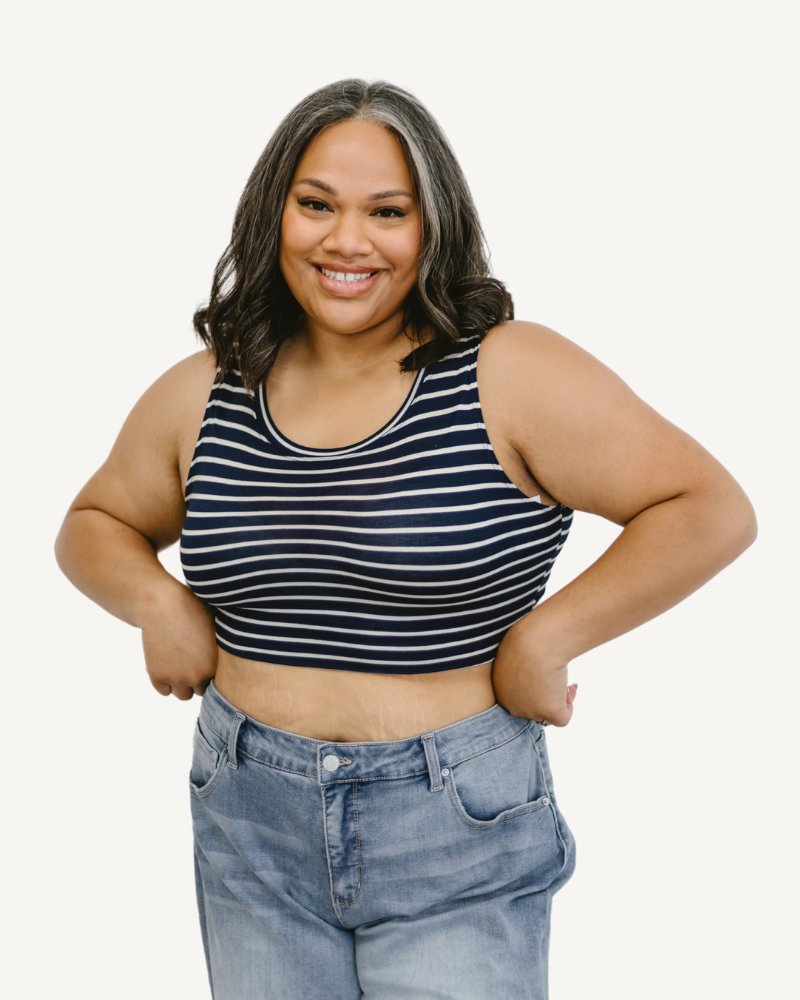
left=171, top=685, right=195, bottom=701
left=150, top=679, right=172, bottom=697
left=567, top=683, right=578, bottom=705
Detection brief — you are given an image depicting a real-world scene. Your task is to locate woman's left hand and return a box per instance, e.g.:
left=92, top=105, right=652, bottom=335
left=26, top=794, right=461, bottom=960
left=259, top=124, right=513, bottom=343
left=491, top=619, right=578, bottom=727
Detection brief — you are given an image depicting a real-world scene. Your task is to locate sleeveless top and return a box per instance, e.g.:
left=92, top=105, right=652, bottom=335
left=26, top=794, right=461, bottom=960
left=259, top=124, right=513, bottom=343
left=180, top=335, right=573, bottom=674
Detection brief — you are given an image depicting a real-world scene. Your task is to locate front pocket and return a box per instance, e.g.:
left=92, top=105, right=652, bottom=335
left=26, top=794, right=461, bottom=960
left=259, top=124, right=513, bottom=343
left=190, top=716, right=228, bottom=797
left=444, top=727, right=552, bottom=830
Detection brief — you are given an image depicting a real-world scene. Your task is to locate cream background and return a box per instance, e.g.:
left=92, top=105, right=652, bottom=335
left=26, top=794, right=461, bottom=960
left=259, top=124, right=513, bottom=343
left=3, top=2, right=797, bottom=997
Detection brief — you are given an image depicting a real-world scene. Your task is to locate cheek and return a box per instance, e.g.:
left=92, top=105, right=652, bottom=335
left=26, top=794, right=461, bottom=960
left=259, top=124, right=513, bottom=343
left=280, top=212, right=315, bottom=268
left=391, top=227, right=422, bottom=279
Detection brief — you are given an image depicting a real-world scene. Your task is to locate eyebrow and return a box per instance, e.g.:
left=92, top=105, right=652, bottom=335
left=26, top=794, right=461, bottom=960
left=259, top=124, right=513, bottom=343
left=294, top=177, right=414, bottom=201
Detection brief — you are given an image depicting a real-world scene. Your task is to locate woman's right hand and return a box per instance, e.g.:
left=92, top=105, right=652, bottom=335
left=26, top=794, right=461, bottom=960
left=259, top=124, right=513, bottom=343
left=141, top=580, right=219, bottom=700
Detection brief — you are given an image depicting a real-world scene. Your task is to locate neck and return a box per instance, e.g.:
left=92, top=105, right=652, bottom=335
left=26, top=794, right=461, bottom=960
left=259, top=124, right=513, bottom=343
left=281, top=316, right=418, bottom=379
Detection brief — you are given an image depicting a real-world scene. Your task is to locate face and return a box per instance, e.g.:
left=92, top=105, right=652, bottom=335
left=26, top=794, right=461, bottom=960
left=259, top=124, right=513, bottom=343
left=280, top=119, right=422, bottom=341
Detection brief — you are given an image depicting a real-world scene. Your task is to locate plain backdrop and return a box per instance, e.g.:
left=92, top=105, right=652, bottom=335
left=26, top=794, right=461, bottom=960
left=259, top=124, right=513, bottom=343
left=3, top=2, right=798, bottom=997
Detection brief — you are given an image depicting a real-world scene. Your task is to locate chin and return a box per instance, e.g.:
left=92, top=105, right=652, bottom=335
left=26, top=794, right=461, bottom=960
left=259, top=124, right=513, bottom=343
left=311, top=305, right=389, bottom=336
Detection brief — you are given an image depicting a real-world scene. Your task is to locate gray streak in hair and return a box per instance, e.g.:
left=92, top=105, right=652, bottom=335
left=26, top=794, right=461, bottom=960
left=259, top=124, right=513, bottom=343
left=194, top=79, right=513, bottom=389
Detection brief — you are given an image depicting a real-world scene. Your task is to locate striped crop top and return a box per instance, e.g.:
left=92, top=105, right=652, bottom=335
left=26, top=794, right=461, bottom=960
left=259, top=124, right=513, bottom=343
left=180, top=335, right=573, bottom=674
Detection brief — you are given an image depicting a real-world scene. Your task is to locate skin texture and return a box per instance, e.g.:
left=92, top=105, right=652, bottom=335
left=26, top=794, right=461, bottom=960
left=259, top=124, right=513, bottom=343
left=55, top=120, right=757, bottom=740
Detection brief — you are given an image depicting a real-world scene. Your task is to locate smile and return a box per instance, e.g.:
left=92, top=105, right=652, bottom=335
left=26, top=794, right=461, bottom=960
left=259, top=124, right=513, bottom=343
left=317, top=266, right=380, bottom=283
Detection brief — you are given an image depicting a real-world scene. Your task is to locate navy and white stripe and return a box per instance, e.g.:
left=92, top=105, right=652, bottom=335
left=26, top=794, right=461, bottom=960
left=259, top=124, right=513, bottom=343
left=181, top=336, right=573, bottom=673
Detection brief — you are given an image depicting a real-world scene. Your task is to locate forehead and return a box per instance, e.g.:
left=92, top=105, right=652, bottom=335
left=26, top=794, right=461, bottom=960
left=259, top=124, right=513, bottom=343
left=292, top=120, right=414, bottom=192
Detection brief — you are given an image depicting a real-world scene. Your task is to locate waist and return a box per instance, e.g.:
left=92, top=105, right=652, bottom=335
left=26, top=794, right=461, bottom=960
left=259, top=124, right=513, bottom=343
left=214, top=648, right=497, bottom=742
left=201, top=676, right=536, bottom=777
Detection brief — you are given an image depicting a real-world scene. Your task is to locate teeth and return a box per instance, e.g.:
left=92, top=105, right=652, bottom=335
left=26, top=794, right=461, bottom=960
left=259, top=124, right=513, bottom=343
left=320, top=267, right=374, bottom=283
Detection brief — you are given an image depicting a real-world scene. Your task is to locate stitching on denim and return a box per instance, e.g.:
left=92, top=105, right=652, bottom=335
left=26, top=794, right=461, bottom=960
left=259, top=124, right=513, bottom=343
left=194, top=723, right=218, bottom=763
left=203, top=715, right=533, bottom=782
left=444, top=773, right=549, bottom=830
left=237, top=747, right=318, bottom=778
left=337, top=781, right=364, bottom=909
left=441, top=721, right=533, bottom=771
left=530, top=728, right=570, bottom=871
left=226, top=713, right=246, bottom=770
left=190, top=748, right=228, bottom=798
left=422, top=734, right=444, bottom=792
left=204, top=719, right=317, bottom=777
left=324, top=769, right=430, bottom=785
left=320, top=785, right=347, bottom=927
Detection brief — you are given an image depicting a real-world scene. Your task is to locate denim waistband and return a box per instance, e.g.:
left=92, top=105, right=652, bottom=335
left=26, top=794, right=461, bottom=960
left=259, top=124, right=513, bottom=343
left=200, top=680, right=539, bottom=785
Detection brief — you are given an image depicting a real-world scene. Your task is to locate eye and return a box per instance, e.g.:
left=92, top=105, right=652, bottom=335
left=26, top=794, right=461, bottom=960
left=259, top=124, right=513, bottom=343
left=298, top=198, right=331, bottom=212
left=373, top=207, right=406, bottom=219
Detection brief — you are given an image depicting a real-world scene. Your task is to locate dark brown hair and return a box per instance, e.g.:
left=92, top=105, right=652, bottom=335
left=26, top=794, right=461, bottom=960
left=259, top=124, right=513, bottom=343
left=193, top=79, right=513, bottom=389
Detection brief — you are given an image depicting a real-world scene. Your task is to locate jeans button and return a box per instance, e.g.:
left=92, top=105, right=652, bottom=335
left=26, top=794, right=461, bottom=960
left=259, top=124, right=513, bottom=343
left=322, top=754, right=340, bottom=772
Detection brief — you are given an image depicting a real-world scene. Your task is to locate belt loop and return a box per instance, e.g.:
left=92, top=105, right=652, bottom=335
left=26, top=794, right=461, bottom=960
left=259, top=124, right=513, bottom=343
left=227, top=713, right=246, bottom=769
left=421, top=733, right=443, bottom=792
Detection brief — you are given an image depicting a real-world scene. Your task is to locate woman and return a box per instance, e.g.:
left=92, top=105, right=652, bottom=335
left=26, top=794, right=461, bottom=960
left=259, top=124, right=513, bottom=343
left=55, top=79, right=756, bottom=999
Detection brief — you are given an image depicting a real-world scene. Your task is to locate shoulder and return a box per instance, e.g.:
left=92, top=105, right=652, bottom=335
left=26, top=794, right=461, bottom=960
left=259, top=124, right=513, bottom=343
left=477, top=320, right=627, bottom=409
left=109, top=348, right=218, bottom=477
left=144, top=348, right=218, bottom=409
left=69, top=350, right=219, bottom=549
left=479, top=320, right=604, bottom=372
left=129, top=349, right=218, bottom=437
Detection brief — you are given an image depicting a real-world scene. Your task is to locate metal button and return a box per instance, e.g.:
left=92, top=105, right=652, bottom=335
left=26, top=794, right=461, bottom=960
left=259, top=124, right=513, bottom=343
left=542, top=797, right=550, bottom=805
left=441, top=768, right=450, bottom=776
left=322, top=754, right=340, bottom=772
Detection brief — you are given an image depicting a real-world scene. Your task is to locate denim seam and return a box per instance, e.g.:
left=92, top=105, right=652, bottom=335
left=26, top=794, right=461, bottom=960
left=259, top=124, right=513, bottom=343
left=444, top=774, right=550, bottom=830
left=194, top=723, right=218, bottom=763
left=442, top=721, right=534, bottom=771
left=335, top=781, right=364, bottom=910
left=529, top=728, right=570, bottom=873
left=203, top=716, right=533, bottom=782
left=204, top=719, right=319, bottom=778
left=190, top=751, right=228, bottom=798
left=324, top=769, right=429, bottom=784
left=320, top=785, right=341, bottom=924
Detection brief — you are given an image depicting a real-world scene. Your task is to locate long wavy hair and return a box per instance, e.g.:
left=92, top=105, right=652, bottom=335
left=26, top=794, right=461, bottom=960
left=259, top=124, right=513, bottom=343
left=193, top=79, right=513, bottom=389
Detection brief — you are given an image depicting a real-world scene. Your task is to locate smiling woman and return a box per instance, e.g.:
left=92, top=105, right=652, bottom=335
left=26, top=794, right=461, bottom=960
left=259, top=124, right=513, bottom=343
left=279, top=121, right=422, bottom=342
left=54, top=79, right=756, bottom=1000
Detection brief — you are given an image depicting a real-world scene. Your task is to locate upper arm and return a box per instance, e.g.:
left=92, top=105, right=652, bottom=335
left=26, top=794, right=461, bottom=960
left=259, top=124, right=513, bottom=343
left=69, top=350, right=217, bottom=550
left=478, top=322, right=748, bottom=526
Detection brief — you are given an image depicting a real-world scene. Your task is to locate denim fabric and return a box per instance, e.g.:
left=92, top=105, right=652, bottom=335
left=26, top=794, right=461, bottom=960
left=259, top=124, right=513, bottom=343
left=191, top=681, right=576, bottom=999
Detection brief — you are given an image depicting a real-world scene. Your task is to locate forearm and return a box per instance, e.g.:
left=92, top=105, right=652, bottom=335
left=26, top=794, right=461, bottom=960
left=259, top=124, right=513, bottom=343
left=493, top=485, right=757, bottom=720
left=54, top=508, right=188, bottom=628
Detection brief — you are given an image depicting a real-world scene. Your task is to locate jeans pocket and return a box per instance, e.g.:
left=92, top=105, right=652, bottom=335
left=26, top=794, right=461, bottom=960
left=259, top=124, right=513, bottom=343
left=190, top=714, right=228, bottom=797
left=444, top=726, right=551, bottom=830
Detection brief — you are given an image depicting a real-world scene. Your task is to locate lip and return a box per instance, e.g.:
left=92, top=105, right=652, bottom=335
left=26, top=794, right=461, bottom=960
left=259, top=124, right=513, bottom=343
left=312, top=262, right=384, bottom=297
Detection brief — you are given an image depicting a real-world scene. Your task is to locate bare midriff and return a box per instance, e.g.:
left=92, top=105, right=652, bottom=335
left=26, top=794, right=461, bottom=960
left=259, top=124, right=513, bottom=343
left=214, top=649, right=497, bottom=743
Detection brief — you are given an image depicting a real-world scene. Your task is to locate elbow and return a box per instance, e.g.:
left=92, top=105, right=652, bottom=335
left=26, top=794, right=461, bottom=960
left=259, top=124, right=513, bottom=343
left=719, top=490, right=758, bottom=565
left=736, top=497, right=758, bottom=553
left=53, top=510, right=75, bottom=578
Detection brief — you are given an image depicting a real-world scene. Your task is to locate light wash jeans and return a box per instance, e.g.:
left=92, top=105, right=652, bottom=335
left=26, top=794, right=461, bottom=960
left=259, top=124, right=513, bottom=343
left=191, top=680, right=575, bottom=999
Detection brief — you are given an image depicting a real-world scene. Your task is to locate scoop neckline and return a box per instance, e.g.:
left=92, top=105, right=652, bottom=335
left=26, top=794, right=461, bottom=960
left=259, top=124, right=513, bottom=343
left=256, top=367, right=427, bottom=457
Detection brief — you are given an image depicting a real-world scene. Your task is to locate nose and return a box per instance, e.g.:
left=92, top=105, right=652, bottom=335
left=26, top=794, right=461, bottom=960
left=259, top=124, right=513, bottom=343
left=321, top=209, right=373, bottom=259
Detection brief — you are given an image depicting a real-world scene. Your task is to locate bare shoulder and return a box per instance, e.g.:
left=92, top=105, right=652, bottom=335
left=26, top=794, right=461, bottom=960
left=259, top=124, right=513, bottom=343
left=69, top=349, right=218, bottom=549
left=122, top=348, right=216, bottom=449
left=122, top=347, right=219, bottom=496
left=478, top=320, right=617, bottom=383
left=477, top=320, right=631, bottom=433
left=477, top=321, right=721, bottom=523
left=140, top=348, right=218, bottom=420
